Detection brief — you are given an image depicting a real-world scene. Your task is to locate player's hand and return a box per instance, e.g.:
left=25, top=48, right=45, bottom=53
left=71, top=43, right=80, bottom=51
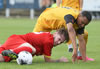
left=59, top=56, right=69, bottom=62
left=72, top=50, right=78, bottom=63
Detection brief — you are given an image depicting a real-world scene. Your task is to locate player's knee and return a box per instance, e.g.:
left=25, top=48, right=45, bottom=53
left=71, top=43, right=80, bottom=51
left=19, top=43, right=36, bottom=54
left=24, top=47, right=36, bottom=54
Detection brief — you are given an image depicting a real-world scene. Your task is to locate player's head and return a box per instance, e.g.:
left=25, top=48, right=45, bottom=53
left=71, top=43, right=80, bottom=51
left=77, top=11, right=92, bottom=28
left=53, top=27, right=69, bottom=46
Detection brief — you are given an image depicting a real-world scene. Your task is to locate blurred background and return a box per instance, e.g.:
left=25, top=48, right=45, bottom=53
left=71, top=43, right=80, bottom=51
left=0, top=0, right=100, bottom=19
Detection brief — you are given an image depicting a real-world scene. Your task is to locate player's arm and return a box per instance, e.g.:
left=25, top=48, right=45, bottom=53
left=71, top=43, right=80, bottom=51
left=56, top=0, right=61, bottom=7
left=79, top=0, right=83, bottom=10
left=44, top=56, right=68, bottom=62
left=64, top=15, right=77, bottom=63
left=77, top=28, right=86, bottom=62
left=43, top=42, right=68, bottom=62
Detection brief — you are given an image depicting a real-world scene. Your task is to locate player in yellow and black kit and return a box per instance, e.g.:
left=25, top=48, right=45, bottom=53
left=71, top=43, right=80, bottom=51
left=33, top=7, right=92, bottom=62
left=55, top=0, right=84, bottom=53
left=56, top=0, right=91, bottom=61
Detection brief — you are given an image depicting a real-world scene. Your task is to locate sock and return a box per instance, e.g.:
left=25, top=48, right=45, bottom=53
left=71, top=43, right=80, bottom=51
left=77, top=50, right=82, bottom=56
left=76, top=39, right=82, bottom=56
left=68, top=44, right=73, bottom=49
left=3, top=56, right=11, bottom=62
left=12, top=46, right=33, bottom=54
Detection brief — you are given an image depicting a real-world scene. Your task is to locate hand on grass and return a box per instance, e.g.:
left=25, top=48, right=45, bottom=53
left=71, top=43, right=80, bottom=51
left=59, top=56, right=69, bottom=62
left=72, top=51, right=78, bottom=63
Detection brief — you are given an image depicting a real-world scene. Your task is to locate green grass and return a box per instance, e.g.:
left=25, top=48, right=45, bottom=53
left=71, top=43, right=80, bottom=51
left=0, top=17, right=100, bottom=69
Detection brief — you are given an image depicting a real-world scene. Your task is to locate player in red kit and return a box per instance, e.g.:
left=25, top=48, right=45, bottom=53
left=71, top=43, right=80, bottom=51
left=0, top=28, right=69, bottom=63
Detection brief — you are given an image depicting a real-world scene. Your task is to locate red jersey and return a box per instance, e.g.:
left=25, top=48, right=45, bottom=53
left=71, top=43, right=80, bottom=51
left=1, top=32, right=54, bottom=57
left=19, top=32, right=54, bottom=56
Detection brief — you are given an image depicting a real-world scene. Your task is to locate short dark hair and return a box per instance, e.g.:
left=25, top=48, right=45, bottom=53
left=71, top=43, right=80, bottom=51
left=81, top=11, right=92, bottom=22
left=57, top=28, right=69, bottom=42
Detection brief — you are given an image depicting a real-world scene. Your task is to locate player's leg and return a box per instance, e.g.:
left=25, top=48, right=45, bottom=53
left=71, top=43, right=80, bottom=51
left=12, top=43, right=36, bottom=54
left=67, top=40, right=73, bottom=52
left=1, top=35, right=23, bottom=59
left=0, top=46, right=12, bottom=62
left=1, top=35, right=35, bottom=61
left=2, top=43, right=36, bottom=60
left=2, top=50, right=18, bottom=59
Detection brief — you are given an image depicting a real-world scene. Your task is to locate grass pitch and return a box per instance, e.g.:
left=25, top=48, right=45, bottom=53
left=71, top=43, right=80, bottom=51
left=0, top=17, right=100, bottom=69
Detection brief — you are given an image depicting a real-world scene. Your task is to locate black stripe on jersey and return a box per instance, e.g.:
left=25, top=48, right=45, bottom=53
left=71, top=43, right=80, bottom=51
left=76, top=27, right=85, bottom=35
left=64, top=14, right=76, bottom=24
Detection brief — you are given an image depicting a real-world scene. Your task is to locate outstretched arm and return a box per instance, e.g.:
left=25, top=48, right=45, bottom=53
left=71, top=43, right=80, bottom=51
left=67, top=23, right=77, bottom=63
left=44, top=56, right=68, bottom=62
left=77, top=34, right=86, bottom=62
left=64, top=15, right=77, bottom=63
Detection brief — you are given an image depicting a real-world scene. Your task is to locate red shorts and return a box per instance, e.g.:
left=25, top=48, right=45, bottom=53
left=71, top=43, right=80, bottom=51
left=0, top=35, right=27, bottom=62
left=2, top=34, right=26, bottom=49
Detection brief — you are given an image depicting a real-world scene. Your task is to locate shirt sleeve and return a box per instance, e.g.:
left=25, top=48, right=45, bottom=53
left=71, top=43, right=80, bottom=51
left=64, top=14, right=75, bottom=24
left=76, top=27, right=85, bottom=35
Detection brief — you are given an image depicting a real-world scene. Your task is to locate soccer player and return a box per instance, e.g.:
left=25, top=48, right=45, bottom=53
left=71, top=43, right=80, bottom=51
left=56, top=0, right=83, bottom=50
left=50, top=0, right=84, bottom=54
left=56, top=0, right=83, bottom=49
left=0, top=28, right=69, bottom=63
left=56, top=0, right=92, bottom=61
left=33, top=7, right=92, bottom=62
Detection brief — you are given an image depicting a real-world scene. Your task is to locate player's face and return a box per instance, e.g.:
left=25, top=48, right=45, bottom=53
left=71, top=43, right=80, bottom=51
left=53, top=33, right=65, bottom=46
left=77, top=15, right=89, bottom=28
